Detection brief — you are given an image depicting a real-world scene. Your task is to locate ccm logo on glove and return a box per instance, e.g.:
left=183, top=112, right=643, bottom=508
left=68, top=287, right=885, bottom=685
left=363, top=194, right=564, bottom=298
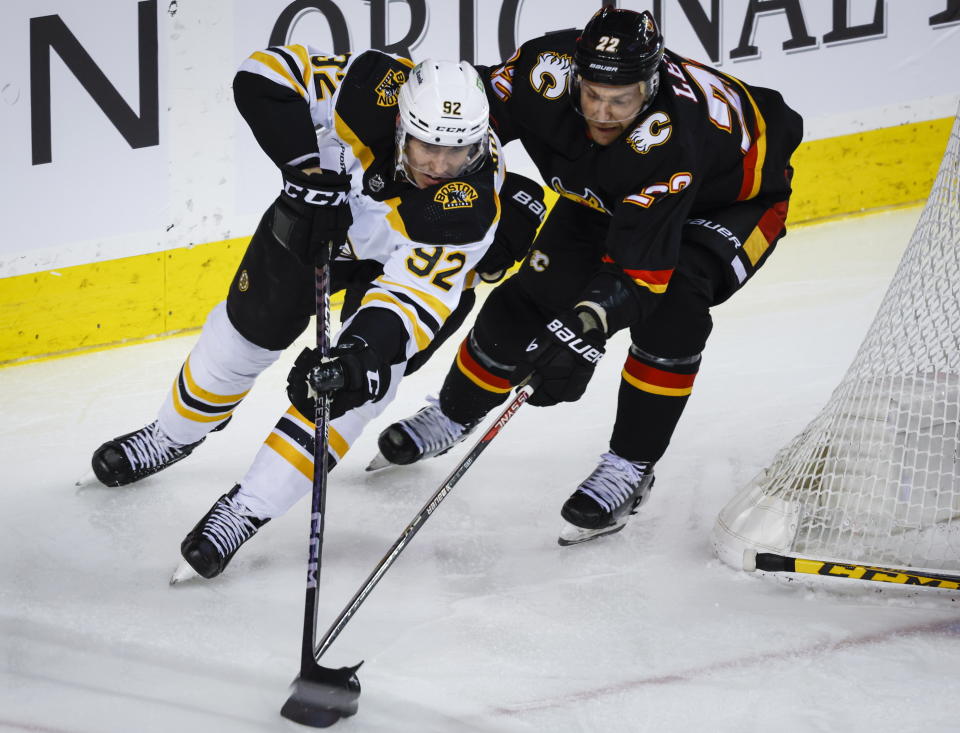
left=282, top=181, right=349, bottom=206
left=546, top=318, right=603, bottom=364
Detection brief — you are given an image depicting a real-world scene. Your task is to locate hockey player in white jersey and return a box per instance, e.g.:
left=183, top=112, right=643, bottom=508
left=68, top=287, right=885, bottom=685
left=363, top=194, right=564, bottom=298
left=90, top=46, right=545, bottom=579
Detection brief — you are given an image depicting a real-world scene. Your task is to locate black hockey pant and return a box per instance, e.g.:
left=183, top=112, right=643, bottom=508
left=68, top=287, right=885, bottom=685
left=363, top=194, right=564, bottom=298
left=439, top=195, right=789, bottom=463
left=224, top=208, right=476, bottom=369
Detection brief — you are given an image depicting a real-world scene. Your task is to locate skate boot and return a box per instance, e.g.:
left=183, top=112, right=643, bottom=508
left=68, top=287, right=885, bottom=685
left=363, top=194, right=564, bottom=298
left=92, top=420, right=206, bottom=487
left=367, top=397, right=477, bottom=470
left=558, top=452, right=655, bottom=546
left=180, top=485, right=270, bottom=579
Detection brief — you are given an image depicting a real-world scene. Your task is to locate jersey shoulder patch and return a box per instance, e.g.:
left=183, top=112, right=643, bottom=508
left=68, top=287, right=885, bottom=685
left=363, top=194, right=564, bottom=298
left=395, top=167, right=498, bottom=246
left=337, top=51, right=411, bottom=149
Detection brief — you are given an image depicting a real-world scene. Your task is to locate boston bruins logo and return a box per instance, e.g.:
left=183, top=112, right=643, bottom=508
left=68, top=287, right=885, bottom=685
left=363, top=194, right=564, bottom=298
left=433, top=182, right=478, bottom=210
left=375, top=68, right=405, bottom=107
left=238, top=269, right=249, bottom=292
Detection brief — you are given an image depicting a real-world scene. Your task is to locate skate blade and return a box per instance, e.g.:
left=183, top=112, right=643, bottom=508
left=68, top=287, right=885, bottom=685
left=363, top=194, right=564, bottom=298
left=557, top=521, right=627, bottom=546
left=75, top=469, right=98, bottom=487
left=365, top=452, right=394, bottom=472
left=169, top=559, right=200, bottom=585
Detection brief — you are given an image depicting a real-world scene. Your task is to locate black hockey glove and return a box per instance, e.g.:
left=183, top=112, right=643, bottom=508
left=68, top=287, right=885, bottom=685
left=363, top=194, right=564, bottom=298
left=271, top=165, right=353, bottom=266
left=476, top=173, right=546, bottom=283
left=525, top=308, right=606, bottom=407
left=286, top=337, right=391, bottom=419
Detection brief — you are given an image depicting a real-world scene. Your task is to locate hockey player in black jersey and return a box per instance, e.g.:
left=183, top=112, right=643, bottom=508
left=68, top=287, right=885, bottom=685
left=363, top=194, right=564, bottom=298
left=89, top=47, right=545, bottom=579
left=376, top=8, right=804, bottom=545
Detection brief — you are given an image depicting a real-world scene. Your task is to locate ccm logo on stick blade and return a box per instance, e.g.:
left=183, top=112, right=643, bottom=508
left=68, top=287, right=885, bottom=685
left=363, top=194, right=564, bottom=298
left=546, top=319, right=602, bottom=364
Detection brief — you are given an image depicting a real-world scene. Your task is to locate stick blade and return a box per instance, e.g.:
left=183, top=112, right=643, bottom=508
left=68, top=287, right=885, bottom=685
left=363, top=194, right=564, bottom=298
left=280, top=662, right=362, bottom=728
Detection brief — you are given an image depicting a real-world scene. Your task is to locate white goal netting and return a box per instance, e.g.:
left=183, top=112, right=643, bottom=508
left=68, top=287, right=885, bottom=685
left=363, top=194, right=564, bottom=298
left=713, top=111, right=960, bottom=574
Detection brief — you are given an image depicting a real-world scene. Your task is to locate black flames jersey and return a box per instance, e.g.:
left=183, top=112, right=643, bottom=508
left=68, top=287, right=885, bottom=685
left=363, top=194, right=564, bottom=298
left=233, top=46, right=506, bottom=361
left=481, top=30, right=803, bottom=311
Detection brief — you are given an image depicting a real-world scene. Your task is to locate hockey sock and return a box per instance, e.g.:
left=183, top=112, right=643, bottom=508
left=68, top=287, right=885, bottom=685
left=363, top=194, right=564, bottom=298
left=439, top=334, right=519, bottom=426
left=610, top=349, right=700, bottom=463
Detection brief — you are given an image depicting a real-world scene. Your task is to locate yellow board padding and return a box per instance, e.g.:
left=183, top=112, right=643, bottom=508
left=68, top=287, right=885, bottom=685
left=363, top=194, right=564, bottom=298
left=787, top=117, right=953, bottom=223
left=0, top=236, right=344, bottom=366
left=0, top=117, right=952, bottom=366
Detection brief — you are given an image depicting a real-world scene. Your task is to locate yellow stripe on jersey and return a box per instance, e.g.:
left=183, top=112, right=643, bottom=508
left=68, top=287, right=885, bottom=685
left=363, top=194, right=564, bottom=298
left=382, top=196, right=410, bottom=239
left=286, top=44, right=313, bottom=89
left=742, top=227, right=771, bottom=266
left=249, top=51, right=308, bottom=100
left=729, top=78, right=768, bottom=201
left=360, top=291, right=431, bottom=351
left=265, top=432, right=313, bottom=481
left=183, top=356, right=249, bottom=404
left=376, top=275, right=452, bottom=322
left=334, top=111, right=375, bottom=170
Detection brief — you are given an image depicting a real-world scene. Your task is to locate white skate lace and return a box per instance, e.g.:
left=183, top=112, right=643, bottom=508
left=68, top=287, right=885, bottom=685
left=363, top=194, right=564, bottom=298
left=404, top=396, right=469, bottom=456
left=201, top=495, right=260, bottom=558
left=120, top=421, right=186, bottom=470
left=579, top=452, right=650, bottom=513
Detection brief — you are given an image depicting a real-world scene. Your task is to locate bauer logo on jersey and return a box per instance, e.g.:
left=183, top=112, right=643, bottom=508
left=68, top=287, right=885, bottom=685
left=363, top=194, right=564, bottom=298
left=375, top=69, right=405, bottom=107
left=434, top=182, right=478, bottom=210
left=628, top=112, right=672, bottom=155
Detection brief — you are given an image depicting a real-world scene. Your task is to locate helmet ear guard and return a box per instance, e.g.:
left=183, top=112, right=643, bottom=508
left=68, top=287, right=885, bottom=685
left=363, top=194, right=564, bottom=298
left=395, top=59, right=491, bottom=184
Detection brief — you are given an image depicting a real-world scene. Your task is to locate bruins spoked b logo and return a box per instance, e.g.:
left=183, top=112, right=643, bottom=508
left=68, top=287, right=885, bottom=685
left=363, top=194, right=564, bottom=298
left=433, top=182, right=478, bottom=210
left=238, top=269, right=250, bottom=292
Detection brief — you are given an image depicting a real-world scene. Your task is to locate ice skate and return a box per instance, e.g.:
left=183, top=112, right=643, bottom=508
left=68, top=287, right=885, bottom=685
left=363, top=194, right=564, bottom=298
left=179, top=485, right=270, bottom=579
left=369, top=397, right=477, bottom=469
left=91, top=420, right=205, bottom=487
left=558, top=453, right=655, bottom=546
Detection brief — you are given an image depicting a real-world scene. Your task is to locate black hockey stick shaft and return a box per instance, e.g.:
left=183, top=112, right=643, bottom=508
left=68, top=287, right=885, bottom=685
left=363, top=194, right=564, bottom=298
left=312, top=378, right=538, bottom=660
left=301, top=261, right=334, bottom=669
left=748, top=549, right=960, bottom=590
left=281, top=258, right=361, bottom=728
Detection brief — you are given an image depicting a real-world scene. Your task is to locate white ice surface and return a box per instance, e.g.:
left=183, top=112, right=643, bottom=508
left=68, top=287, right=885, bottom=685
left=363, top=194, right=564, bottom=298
left=3, top=207, right=960, bottom=733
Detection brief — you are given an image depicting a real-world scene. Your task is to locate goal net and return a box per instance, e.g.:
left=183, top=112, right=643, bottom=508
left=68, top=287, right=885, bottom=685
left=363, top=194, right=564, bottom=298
left=713, top=111, right=960, bottom=575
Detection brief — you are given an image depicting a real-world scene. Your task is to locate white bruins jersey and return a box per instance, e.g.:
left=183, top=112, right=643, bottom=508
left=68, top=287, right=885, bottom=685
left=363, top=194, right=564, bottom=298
left=238, top=46, right=506, bottom=361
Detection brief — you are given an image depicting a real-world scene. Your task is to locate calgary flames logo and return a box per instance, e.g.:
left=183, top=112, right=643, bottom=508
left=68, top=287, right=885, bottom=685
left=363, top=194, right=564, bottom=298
left=434, top=182, right=478, bottom=210
left=550, top=176, right=611, bottom=215
left=375, top=69, right=405, bottom=107
left=627, top=112, right=672, bottom=155
left=530, top=52, right=572, bottom=100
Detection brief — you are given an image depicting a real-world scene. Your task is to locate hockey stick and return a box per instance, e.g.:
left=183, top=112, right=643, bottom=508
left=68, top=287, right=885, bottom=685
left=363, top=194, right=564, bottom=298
left=280, top=261, right=362, bottom=728
left=312, top=378, right=538, bottom=661
left=743, top=549, right=960, bottom=590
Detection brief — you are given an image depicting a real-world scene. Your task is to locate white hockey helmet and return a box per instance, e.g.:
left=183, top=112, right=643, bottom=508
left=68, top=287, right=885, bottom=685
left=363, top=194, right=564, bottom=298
left=396, top=59, right=490, bottom=184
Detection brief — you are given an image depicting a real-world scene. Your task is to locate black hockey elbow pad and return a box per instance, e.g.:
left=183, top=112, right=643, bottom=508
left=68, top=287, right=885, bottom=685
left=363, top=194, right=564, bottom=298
left=477, top=173, right=546, bottom=282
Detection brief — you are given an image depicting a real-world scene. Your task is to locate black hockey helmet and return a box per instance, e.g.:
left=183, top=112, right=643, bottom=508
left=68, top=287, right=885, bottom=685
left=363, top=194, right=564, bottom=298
left=573, top=8, right=664, bottom=86
left=568, top=9, right=664, bottom=125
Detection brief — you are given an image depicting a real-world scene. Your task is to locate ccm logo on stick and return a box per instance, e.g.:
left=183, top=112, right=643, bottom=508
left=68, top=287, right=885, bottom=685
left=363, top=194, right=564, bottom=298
left=546, top=319, right=603, bottom=364
left=283, top=182, right=348, bottom=206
